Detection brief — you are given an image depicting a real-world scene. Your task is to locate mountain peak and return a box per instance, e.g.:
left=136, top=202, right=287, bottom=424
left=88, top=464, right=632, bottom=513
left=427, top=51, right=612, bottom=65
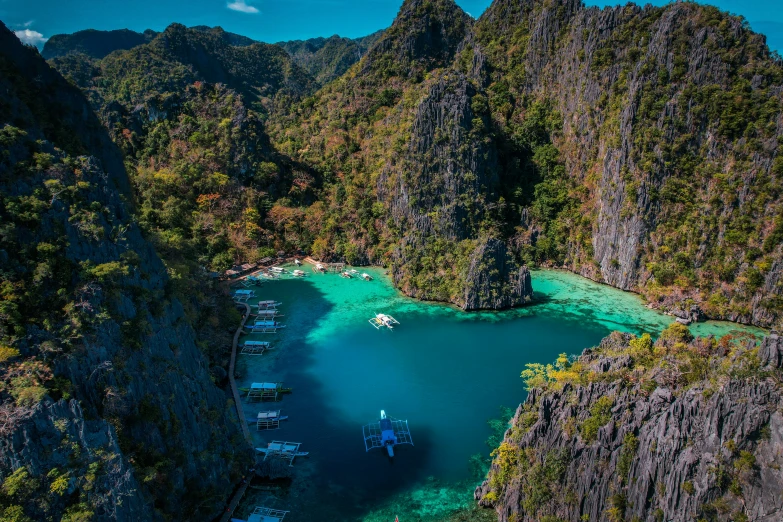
left=364, top=0, right=471, bottom=78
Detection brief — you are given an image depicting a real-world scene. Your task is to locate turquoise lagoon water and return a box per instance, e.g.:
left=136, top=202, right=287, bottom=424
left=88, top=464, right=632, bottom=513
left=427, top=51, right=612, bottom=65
left=233, top=268, right=764, bottom=521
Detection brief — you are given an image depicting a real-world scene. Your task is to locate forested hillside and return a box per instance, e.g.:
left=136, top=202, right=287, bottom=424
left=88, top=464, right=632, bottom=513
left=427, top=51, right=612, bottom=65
left=42, top=26, right=258, bottom=60
left=0, top=21, right=248, bottom=521
left=267, top=0, right=783, bottom=323
left=48, top=24, right=322, bottom=280
left=45, top=0, right=783, bottom=321
left=277, top=31, right=383, bottom=84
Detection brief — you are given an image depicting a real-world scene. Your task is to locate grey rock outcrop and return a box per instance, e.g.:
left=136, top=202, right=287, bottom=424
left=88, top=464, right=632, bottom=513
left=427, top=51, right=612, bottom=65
left=462, top=237, right=532, bottom=310
left=476, top=333, right=783, bottom=522
left=475, top=0, right=783, bottom=328
left=0, top=21, right=248, bottom=520
left=759, top=331, right=782, bottom=368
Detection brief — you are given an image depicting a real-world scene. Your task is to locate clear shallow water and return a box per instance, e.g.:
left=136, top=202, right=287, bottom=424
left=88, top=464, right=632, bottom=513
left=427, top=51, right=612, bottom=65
left=234, top=268, right=764, bottom=521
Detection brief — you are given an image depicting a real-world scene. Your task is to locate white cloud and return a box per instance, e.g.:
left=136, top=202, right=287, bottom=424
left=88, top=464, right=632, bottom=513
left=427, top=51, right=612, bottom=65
left=227, top=0, right=259, bottom=13
left=23, top=20, right=33, bottom=27
left=14, top=29, right=47, bottom=46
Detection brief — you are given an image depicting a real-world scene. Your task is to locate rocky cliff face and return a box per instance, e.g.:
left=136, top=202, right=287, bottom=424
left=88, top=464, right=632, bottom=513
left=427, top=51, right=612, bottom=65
left=477, top=328, right=783, bottom=522
left=0, top=23, right=248, bottom=520
left=473, top=0, right=783, bottom=327
left=462, top=238, right=532, bottom=310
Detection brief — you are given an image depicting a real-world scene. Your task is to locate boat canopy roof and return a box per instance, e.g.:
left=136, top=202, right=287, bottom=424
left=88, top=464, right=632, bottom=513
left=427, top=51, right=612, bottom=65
left=251, top=382, right=279, bottom=390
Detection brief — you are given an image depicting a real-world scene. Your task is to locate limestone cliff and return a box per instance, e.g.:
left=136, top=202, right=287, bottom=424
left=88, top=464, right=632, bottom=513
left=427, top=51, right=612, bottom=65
left=477, top=328, right=783, bottom=521
left=0, top=22, right=248, bottom=521
left=473, top=0, right=783, bottom=327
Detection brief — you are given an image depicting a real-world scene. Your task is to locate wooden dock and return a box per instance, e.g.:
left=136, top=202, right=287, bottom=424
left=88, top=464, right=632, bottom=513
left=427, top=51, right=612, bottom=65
left=219, top=301, right=255, bottom=522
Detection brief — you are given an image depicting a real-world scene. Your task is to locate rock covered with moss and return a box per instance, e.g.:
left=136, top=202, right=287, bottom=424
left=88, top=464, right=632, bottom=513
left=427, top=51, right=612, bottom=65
left=476, top=325, right=783, bottom=521
left=0, top=21, right=249, bottom=521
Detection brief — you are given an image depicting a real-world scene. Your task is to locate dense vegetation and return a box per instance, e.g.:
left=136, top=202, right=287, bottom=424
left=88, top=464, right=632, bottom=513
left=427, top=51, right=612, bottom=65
left=48, top=24, right=325, bottom=280
left=266, top=0, right=783, bottom=325
left=1, top=22, right=246, bottom=521
left=42, top=28, right=157, bottom=59
left=42, top=26, right=258, bottom=60
left=480, top=325, right=781, bottom=521
left=46, top=1, right=783, bottom=324
left=277, top=31, right=382, bottom=84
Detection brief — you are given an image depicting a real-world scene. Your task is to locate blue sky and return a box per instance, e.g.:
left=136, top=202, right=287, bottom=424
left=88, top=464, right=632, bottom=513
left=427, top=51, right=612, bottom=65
left=1, top=0, right=781, bottom=53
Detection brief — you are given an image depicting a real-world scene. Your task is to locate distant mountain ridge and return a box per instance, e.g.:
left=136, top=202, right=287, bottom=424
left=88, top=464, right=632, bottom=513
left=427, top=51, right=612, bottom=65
left=41, top=25, right=259, bottom=60
left=44, top=26, right=383, bottom=85
left=276, top=31, right=383, bottom=84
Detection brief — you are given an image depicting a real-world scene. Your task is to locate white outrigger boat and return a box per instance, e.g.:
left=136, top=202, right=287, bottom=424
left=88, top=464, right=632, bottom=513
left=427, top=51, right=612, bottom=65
left=233, top=289, right=256, bottom=302
left=361, top=273, right=373, bottom=281
left=256, top=300, right=282, bottom=310
left=369, top=313, right=400, bottom=330
left=246, top=506, right=289, bottom=522
left=292, top=269, right=306, bottom=277
left=255, top=441, right=309, bottom=465
left=363, top=410, right=413, bottom=457
left=313, top=263, right=326, bottom=273
left=240, top=340, right=272, bottom=355
left=255, top=309, right=282, bottom=318
left=294, top=258, right=302, bottom=266
left=270, top=266, right=286, bottom=274
left=340, top=271, right=352, bottom=278
left=250, top=410, right=289, bottom=430
left=248, top=319, right=286, bottom=333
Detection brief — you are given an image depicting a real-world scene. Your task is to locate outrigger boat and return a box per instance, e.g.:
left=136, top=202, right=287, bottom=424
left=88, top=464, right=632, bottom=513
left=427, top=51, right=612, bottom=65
left=255, top=309, right=282, bottom=319
left=361, top=273, right=373, bottom=281
left=255, top=441, right=309, bottom=465
left=245, top=506, right=289, bottom=522
left=270, top=266, right=286, bottom=274
left=340, top=271, right=352, bottom=278
left=292, top=269, right=306, bottom=277
left=363, top=410, right=413, bottom=457
left=294, top=258, right=302, bottom=266
left=233, top=289, right=256, bottom=302
left=369, top=313, right=399, bottom=330
left=249, top=410, right=289, bottom=430
left=313, top=263, right=326, bottom=273
left=247, top=319, right=286, bottom=333
left=243, top=382, right=292, bottom=401
left=240, top=340, right=272, bottom=355
left=256, top=300, right=282, bottom=310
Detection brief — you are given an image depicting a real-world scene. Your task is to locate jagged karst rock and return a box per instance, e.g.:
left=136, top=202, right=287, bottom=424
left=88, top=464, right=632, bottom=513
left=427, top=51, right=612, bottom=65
left=363, top=0, right=472, bottom=77
left=0, top=22, right=249, bottom=521
left=0, top=401, right=149, bottom=520
left=476, top=0, right=783, bottom=327
left=380, top=72, right=498, bottom=240
left=759, top=331, right=782, bottom=368
left=462, top=237, right=532, bottom=310
left=476, top=332, right=783, bottom=522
